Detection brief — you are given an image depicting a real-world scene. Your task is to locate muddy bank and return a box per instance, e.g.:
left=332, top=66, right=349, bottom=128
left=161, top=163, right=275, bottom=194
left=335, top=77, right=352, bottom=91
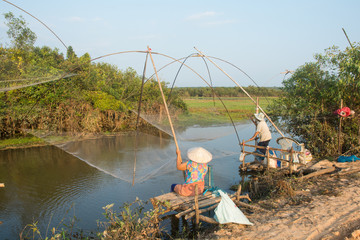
left=203, top=160, right=360, bottom=240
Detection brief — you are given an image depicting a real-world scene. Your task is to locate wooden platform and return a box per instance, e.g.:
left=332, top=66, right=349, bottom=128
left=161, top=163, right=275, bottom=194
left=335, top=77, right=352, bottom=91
left=150, top=185, right=254, bottom=225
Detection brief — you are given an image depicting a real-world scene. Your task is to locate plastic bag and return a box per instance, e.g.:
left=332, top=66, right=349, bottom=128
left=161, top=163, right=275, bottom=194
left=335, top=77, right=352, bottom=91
left=263, top=150, right=278, bottom=168
left=214, top=190, right=253, bottom=225
left=239, top=152, right=245, bottom=162
left=337, top=155, right=360, bottom=162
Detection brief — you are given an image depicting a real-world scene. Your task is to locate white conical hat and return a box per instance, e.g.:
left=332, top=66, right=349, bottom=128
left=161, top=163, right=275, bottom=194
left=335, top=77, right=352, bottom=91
left=254, top=112, right=265, bottom=121
left=187, top=147, right=212, bottom=163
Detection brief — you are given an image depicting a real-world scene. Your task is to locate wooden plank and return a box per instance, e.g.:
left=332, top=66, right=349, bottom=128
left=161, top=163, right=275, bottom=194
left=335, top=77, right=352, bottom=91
left=152, top=191, right=212, bottom=209
left=176, top=196, right=215, bottom=209
left=194, top=184, right=199, bottom=225
left=185, top=202, right=218, bottom=220
left=175, top=198, right=219, bottom=218
left=176, top=193, right=244, bottom=218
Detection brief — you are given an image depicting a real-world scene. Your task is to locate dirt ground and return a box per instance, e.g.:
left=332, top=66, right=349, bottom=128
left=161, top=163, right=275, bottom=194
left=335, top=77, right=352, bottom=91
left=204, top=160, right=360, bottom=240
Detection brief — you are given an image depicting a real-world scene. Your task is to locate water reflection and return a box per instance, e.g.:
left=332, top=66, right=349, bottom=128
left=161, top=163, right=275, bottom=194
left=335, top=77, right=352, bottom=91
left=0, top=146, right=102, bottom=239
left=0, top=122, right=279, bottom=239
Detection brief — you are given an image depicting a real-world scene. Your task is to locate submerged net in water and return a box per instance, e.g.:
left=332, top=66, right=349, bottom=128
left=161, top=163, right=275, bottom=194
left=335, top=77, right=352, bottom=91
left=25, top=107, right=245, bottom=185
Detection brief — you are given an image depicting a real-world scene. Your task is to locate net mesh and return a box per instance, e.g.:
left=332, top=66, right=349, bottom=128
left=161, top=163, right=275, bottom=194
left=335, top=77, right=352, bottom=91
left=0, top=73, right=76, bottom=92
left=2, top=51, right=251, bottom=185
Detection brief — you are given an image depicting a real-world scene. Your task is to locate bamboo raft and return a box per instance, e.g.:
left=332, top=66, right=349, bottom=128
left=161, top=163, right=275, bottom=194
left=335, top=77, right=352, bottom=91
left=150, top=184, right=259, bottom=226
left=240, top=137, right=310, bottom=173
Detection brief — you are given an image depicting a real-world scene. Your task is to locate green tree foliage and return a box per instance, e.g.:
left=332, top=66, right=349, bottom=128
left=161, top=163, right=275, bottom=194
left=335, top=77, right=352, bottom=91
left=268, top=43, right=360, bottom=157
left=1, top=13, right=186, bottom=138
left=4, top=12, right=37, bottom=50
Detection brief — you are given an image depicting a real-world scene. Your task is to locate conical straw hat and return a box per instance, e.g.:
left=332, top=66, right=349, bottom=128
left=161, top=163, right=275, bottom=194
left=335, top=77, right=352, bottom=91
left=187, top=147, right=212, bottom=163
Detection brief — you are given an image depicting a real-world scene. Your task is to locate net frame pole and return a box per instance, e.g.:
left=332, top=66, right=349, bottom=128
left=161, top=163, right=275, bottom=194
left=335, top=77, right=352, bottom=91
left=194, top=47, right=285, bottom=139
left=147, top=47, right=179, bottom=151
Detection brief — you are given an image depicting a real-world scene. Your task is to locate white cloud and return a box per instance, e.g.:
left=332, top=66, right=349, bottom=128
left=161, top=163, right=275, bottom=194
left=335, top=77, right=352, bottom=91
left=65, top=16, right=103, bottom=23
left=129, top=34, right=161, bottom=40
left=92, top=17, right=103, bottom=22
left=202, top=19, right=236, bottom=26
left=186, top=11, right=219, bottom=21
left=66, top=16, right=85, bottom=23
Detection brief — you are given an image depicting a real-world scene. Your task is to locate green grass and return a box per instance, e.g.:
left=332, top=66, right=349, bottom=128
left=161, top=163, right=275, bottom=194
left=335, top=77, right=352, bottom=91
left=0, top=97, right=276, bottom=149
left=0, top=135, right=46, bottom=150
left=178, top=97, right=276, bottom=126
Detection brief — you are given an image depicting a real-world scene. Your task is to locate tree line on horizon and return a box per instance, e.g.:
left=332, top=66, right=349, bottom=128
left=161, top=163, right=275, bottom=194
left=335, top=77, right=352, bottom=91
left=173, top=86, right=281, bottom=98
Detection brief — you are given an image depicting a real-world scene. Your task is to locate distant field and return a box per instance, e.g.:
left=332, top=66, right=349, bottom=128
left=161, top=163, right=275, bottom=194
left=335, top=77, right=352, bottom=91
left=178, top=97, right=276, bottom=126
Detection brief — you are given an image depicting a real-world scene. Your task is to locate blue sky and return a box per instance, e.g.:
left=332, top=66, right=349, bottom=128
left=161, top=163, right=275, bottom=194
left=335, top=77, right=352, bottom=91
left=1, top=0, right=359, bottom=87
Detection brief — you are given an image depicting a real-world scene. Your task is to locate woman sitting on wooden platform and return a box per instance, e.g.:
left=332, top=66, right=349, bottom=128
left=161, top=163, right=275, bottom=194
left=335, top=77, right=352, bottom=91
left=171, top=147, right=212, bottom=197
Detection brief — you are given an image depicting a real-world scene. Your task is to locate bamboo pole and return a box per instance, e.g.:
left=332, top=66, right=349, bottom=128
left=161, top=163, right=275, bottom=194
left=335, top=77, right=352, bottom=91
left=342, top=28, right=354, bottom=49
left=194, top=47, right=286, bottom=139
left=194, top=184, right=200, bottom=226
left=132, top=52, right=149, bottom=186
left=290, top=147, right=294, bottom=175
left=147, top=46, right=179, bottom=151
left=185, top=204, right=218, bottom=220
left=236, top=185, right=242, bottom=201
left=147, top=47, right=186, bottom=180
left=198, top=215, right=218, bottom=224
left=241, top=141, right=245, bottom=169
left=338, top=99, right=343, bottom=154
left=266, top=146, right=270, bottom=170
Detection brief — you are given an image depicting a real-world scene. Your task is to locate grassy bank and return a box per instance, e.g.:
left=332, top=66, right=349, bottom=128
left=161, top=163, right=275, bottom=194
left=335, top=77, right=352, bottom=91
left=0, top=97, right=276, bottom=149
left=178, top=97, right=276, bottom=126
left=0, top=135, right=46, bottom=150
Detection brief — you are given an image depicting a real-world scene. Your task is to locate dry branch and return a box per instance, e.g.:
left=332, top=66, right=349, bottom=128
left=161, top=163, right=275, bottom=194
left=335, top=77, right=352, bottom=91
left=198, top=215, right=218, bottom=224
left=233, top=199, right=270, bottom=212
left=299, top=166, right=336, bottom=180
left=331, top=166, right=360, bottom=176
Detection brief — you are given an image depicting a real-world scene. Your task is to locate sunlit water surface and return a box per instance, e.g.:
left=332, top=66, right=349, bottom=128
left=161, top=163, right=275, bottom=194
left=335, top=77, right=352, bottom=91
left=0, top=122, right=283, bottom=239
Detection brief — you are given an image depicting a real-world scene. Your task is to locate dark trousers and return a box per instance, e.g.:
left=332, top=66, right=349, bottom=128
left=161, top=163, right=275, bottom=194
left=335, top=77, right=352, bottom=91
left=258, top=140, right=270, bottom=155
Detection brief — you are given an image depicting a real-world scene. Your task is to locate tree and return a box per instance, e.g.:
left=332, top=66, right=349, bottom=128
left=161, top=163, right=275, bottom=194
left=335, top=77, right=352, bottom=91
left=66, top=46, right=77, bottom=60
left=268, top=44, right=360, bottom=157
left=4, top=12, right=37, bottom=50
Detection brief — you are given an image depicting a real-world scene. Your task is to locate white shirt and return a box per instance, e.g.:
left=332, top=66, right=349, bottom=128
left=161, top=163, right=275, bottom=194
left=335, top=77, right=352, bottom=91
left=256, top=120, right=272, bottom=142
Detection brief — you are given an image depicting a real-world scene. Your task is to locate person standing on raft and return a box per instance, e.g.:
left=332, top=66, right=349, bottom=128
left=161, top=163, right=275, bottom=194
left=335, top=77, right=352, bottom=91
left=171, top=147, right=212, bottom=197
left=245, top=112, right=272, bottom=157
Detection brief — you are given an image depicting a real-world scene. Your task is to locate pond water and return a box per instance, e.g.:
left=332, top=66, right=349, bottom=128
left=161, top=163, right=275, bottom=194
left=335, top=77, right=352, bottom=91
left=0, top=121, right=283, bottom=239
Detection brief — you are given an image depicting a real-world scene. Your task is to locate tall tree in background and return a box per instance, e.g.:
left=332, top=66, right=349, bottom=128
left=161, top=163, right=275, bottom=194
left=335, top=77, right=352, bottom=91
left=4, top=12, right=37, bottom=50
left=268, top=43, right=360, bottom=157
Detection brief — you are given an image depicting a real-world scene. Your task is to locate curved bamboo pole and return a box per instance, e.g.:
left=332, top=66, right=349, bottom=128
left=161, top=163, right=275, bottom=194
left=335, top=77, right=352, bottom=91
left=92, top=51, right=242, bottom=145
left=147, top=46, right=179, bottom=150
left=194, top=47, right=285, bottom=139
left=132, top=52, right=149, bottom=186
left=2, top=0, right=68, bottom=50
